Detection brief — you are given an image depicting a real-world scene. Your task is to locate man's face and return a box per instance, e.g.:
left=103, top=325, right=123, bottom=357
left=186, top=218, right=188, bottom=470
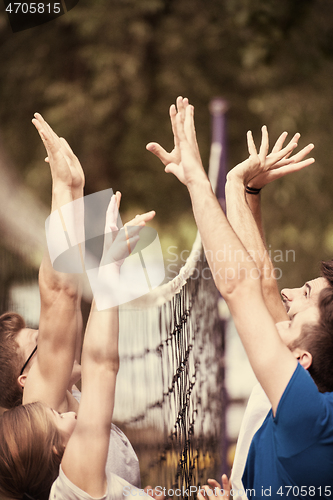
left=15, top=328, right=38, bottom=374
left=281, top=277, right=328, bottom=319
left=276, top=306, right=319, bottom=348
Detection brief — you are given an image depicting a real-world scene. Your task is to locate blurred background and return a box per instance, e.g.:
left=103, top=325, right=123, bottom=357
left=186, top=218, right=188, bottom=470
left=1, top=0, right=333, bottom=286
left=1, top=0, right=333, bottom=490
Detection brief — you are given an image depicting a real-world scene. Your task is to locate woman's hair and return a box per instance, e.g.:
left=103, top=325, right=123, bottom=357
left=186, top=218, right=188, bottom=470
left=0, top=312, right=26, bottom=409
left=0, top=402, right=64, bottom=500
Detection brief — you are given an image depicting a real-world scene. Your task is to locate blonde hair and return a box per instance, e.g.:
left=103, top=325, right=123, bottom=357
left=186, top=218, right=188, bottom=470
left=0, top=402, right=64, bottom=500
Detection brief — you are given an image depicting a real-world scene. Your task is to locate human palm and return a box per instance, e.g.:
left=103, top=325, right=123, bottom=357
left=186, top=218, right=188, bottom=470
left=147, top=96, right=206, bottom=186
left=231, top=127, right=315, bottom=189
left=101, top=192, right=155, bottom=267
left=32, top=113, right=85, bottom=192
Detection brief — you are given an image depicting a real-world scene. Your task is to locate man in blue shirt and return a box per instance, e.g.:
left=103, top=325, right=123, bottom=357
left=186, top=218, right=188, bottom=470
left=147, top=96, right=333, bottom=498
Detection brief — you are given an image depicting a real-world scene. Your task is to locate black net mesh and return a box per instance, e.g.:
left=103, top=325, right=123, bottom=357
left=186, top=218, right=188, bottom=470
left=115, top=251, right=226, bottom=497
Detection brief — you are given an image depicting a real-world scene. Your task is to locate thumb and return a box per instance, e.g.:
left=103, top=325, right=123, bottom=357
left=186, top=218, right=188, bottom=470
left=146, top=142, right=171, bottom=166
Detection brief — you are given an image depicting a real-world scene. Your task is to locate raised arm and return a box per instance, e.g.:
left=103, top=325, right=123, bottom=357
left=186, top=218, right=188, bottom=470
left=225, top=128, right=315, bottom=322
left=61, top=196, right=155, bottom=497
left=148, top=97, right=298, bottom=414
left=62, top=297, right=119, bottom=498
left=23, top=115, right=84, bottom=410
left=37, top=114, right=84, bottom=371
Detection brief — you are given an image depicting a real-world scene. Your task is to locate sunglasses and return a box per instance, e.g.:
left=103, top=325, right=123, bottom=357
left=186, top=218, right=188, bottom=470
left=19, top=345, right=38, bottom=376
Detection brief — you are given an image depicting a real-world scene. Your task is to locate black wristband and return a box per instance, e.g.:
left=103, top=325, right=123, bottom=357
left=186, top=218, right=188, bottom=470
left=245, top=186, right=262, bottom=195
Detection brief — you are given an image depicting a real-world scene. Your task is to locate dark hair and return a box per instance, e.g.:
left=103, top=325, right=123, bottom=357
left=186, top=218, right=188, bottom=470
left=0, top=312, right=26, bottom=409
left=290, top=287, right=333, bottom=393
left=321, top=260, right=333, bottom=288
left=0, top=402, right=63, bottom=500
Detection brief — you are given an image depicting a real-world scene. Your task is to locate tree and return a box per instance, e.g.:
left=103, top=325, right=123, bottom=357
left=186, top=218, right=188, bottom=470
left=0, top=0, right=332, bottom=285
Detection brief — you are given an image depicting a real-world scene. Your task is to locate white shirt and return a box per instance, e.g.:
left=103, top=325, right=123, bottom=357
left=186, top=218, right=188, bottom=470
left=230, top=383, right=270, bottom=499
left=50, top=466, right=151, bottom=500
left=72, top=389, right=140, bottom=488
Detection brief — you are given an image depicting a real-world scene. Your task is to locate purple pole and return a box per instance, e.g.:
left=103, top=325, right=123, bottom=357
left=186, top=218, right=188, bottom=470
left=208, top=98, right=229, bottom=211
left=208, top=97, right=229, bottom=477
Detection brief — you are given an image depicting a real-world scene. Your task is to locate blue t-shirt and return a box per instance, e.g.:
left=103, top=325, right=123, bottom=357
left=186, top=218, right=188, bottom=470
left=242, top=364, right=333, bottom=499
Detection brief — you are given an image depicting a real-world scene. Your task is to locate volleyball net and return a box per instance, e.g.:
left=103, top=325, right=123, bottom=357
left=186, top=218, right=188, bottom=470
left=113, top=99, right=229, bottom=495
left=1, top=98, right=229, bottom=496
left=114, top=236, right=226, bottom=495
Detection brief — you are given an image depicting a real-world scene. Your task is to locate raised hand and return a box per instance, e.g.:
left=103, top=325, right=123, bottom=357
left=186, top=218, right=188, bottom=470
left=229, top=126, right=315, bottom=189
left=101, top=192, right=155, bottom=267
left=32, top=113, right=85, bottom=197
left=197, top=475, right=231, bottom=499
left=90, top=194, right=155, bottom=310
left=147, top=96, right=204, bottom=186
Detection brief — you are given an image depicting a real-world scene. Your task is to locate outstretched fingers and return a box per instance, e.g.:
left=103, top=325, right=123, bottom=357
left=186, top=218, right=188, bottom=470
left=121, top=210, right=156, bottom=251
left=288, top=143, right=315, bottom=164
left=269, top=157, right=315, bottom=177
left=148, top=97, right=206, bottom=186
left=122, top=212, right=155, bottom=256
left=258, top=125, right=269, bottom=162
left=268, top=132, right=300, bottom=166
left=33, top=113, right=59, bottom=144
left=32, top=114, right=56, bottom=156
left=175, top=96, right=194, bottom=146
left=175, top=105, right=187, bottom=143
left=146, top=142, right=172, bottom=166
left=270, top=131, right=289, bottom=153
left=105, top=192, right=122, bottom=233
left=247, top=130, right=258, bottom=157
left=33, top=113, right=85, bottom=194
left=126, top=210, right=156, bottom=226
left=267, top=139, right=298, bottom=168
left=170, top=103, right=180, bottom=151
left=238, top=126, right=315, bottom=189
left=282, top=133, right=300, bottom=155
left=183, top=103, right=201, bottom=160
left=32, top=113, right=65, bottom=164
left=102, top=202, right=155, bottom=265
left=176, top=95, right=186, bottom=122
left=267, top=139, right=313, bottom=171
left=145, top=98, right=184, bottom=167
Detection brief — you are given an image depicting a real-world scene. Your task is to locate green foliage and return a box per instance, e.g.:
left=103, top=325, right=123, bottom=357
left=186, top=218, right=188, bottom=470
left=1, top=0, right=333, bottom=285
